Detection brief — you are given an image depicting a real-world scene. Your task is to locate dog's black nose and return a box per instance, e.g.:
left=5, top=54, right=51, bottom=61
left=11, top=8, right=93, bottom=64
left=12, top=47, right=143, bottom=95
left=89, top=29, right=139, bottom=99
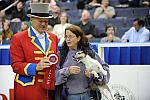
left=72, top=56, right=75, bottom=58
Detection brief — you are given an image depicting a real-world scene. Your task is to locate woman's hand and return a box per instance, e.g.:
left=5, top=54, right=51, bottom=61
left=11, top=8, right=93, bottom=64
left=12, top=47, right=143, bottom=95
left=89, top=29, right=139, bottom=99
left=69, top=66, right=80, bottom=74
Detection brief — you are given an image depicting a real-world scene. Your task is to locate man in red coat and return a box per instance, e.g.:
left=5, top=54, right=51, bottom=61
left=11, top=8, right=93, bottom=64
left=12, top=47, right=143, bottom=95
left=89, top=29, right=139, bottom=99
left=10, top=3, right=58, bottom=100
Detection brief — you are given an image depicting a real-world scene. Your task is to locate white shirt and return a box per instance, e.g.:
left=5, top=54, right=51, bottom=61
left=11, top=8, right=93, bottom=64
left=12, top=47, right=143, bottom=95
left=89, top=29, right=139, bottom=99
left=31, top=26, right=45, bottom=51
left=53, top=23, right=71, bottom=39
left=121, top=27, right=150, bottom=42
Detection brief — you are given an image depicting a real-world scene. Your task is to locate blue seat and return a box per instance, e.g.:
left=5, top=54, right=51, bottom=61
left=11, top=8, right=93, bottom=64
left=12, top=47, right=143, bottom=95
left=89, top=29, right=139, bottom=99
left=116, top=27, right=129, bottom=38
left=124, top=17, right=135, bottom=28
left=133, top=7, right=149, bottom=17
left=106, top=18, right=125, bottom=28
left=91, top=19, right=107, bottom=29
left=68, top=10, right=82, bottom=19
left=115, top=8, right=134, bottom=18
left=57, top=1, right=77, bottom=11
left=109, top=0, right=120, bottom=6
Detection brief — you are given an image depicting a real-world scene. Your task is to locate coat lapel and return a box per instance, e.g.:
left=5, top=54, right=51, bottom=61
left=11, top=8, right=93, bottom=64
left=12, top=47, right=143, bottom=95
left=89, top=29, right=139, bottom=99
left=45, top=32, right=52, bottom=56
left=28, top=27, right=45, bottom=54
left=28, top=27, right=53, bottom=56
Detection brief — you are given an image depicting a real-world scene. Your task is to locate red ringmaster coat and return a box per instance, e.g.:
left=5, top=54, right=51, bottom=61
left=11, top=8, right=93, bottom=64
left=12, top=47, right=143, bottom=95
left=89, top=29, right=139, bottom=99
left=10, top=27, right=58, bottom=100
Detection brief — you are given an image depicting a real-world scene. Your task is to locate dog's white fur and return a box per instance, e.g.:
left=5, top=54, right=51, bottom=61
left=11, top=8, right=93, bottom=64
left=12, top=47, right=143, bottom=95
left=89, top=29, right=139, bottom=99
left=74, top=51, right=115, bottom=100
left=74, top=51, right=107, bottom=77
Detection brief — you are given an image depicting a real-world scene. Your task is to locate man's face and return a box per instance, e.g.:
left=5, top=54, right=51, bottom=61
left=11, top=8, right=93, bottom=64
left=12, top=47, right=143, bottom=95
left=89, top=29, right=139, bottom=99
left=81, top=10, right=90, bottom=21
left=31, top=17, right=48, bottom=33
left=133, top=21, right=141, bottom=31
left=102, top=0, right=109, bottom=7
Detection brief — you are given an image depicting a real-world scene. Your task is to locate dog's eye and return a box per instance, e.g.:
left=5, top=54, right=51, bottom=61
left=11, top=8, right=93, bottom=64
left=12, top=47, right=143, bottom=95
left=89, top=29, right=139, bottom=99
left=78, top=52, right=82, bottom=54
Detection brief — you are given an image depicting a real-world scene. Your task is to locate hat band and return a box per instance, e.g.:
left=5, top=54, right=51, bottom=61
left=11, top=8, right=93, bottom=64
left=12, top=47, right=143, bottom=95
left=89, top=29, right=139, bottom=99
left=31, top=13, right=50, bottom=17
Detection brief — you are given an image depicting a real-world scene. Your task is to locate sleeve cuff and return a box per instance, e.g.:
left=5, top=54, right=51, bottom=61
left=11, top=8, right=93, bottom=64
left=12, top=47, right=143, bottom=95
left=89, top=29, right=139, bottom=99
left=24, top=63, right=36, bottom=76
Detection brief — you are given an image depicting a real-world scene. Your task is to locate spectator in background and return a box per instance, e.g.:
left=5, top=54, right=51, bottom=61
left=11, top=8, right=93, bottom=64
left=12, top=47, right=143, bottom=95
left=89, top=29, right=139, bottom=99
left=76, top=0, right=89, bottom=9
left=101, top=24, right=121, bottom=42
left=0, top=19, right=13, bottom=44
left=86, top=0, right=101, bottom=9
left=93, top=0, right=115, bottom=19
left=53, top=11, right=72, bottom=45
left=122, top=18, right=150, bottom=42
left=76, top=0, right=101, bottom=10
left=11, top=1, right=26, bottom=22
left=75, top=9, right=96, bottom=40
left=0, top=11, right=5, bottom=32
left=0, top=10, right=5, bottom=18
left=0, top=0, right=12, bottom=15
left=48, top=5, right=61, bottom=27
left=119, top=0, right=141, bottom=7
left=21, top=21, right=29, bottom=31
left=140, top=0, right=150, bottom=7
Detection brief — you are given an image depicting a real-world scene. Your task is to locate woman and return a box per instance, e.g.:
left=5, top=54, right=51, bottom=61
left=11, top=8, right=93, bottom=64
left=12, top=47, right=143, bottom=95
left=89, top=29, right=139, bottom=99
left=0, top=19, right=13, bottom=44
left=101, top=24, right=121, bottom=42
left=55, top=25, right=110, bottom=100
left=53, top=11, right=72, bottom=45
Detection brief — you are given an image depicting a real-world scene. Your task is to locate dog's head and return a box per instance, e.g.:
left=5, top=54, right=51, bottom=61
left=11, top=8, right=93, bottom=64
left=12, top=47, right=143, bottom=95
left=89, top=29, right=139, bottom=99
left=73, top=51, right=86, bottom=62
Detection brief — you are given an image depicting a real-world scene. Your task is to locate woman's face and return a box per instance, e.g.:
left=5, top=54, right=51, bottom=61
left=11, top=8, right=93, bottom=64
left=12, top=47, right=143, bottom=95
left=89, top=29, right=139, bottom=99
left=3, top=22, right=9, bottom=31
left=65, top=30, right=80, bottom=50
left=17, top=2, right=23, bottom=10
left=106, top=27, right=115, bottom=35
left=60, top=13, right=68, bottom=23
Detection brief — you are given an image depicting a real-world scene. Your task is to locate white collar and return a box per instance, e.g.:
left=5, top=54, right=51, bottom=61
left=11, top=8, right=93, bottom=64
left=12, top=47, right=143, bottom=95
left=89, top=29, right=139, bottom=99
left=31, top=26, right=45, bottom=39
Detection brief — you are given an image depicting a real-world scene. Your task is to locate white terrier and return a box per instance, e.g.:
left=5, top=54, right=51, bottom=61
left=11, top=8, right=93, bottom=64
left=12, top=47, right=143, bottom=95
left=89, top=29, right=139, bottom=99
left=74, top=51, right=107, bottom=78
left=74, top=51, right=115, bottom=100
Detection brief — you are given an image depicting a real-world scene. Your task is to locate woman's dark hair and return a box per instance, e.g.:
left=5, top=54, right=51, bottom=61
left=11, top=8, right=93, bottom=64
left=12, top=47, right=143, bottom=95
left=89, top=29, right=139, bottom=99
left=59, top=25, right=92, bottom=67
left=58, top=11, right=69, bottom=23
left=105, top=24, right=116, bottom=33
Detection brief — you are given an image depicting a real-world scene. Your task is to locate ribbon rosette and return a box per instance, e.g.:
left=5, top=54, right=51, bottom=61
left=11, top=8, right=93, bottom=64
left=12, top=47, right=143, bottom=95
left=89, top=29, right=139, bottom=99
left=42, top=53, right=59, bottom=90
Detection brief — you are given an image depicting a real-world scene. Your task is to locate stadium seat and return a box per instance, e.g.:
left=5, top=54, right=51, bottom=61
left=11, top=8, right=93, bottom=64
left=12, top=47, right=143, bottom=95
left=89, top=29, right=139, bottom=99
left=115, top=8, right=134, bottom=18
left=106, top=18, right=125, bottom=28
left=91, top=19, right=107, bottom=29
left=116, top=27, right=129, bottom=38
left=133, top=7, right=149, bottom=18
left=57, top=1, right=77, bottom=11
left=109, top=0, right=120, bottom=7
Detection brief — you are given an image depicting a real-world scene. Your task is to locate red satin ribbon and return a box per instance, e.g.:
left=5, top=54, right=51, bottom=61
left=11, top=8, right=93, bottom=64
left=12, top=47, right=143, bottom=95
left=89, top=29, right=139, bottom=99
left=42, top=65, right=55, bottom=90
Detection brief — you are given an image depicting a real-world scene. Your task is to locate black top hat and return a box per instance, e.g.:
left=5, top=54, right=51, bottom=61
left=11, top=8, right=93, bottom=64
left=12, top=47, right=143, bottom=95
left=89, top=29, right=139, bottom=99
left=27, top=3, right=53, bottom=19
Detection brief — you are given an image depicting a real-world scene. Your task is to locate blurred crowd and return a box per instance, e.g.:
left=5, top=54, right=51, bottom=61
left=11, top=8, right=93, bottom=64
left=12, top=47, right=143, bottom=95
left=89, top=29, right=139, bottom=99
left=0, top=0, right=150, bottom=44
